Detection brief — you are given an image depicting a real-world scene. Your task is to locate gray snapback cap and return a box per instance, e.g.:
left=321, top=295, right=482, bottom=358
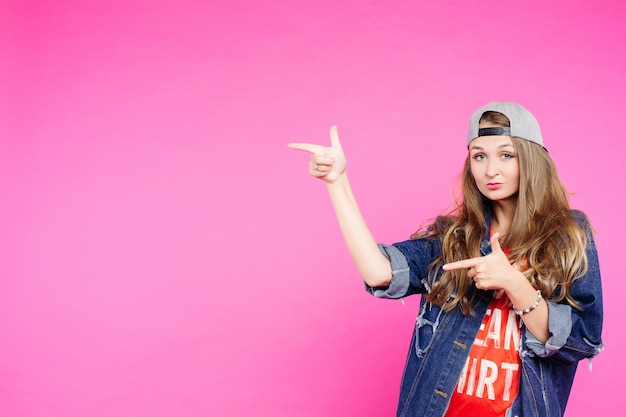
left=467, top=102, right=544, bottom=147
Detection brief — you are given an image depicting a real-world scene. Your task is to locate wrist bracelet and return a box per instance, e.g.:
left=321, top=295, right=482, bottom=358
left=513, top=290, right=542, bottom=316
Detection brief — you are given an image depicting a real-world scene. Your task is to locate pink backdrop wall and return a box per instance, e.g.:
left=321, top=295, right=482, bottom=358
left=2, top=1, right=625, bottom=416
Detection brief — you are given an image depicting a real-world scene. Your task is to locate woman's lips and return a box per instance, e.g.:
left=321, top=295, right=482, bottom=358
left=487, top=183, right=502, bottom=190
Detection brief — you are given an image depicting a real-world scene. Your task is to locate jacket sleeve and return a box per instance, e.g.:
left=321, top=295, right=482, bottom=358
left=365, top=243, right=412, bottom=299
left=365, top=237, right=443, bottom=299
left=524, top=211, right=604, bottom=365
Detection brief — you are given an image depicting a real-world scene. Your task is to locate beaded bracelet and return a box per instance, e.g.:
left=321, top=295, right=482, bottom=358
left=513, top=290, right=543, bottom=316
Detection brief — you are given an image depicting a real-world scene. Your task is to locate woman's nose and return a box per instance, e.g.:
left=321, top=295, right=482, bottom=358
left=486, top=161, right=499, bottom=177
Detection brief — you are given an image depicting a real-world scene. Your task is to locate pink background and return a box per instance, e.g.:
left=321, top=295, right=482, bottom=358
left=2, top=1, right=625, bottom=416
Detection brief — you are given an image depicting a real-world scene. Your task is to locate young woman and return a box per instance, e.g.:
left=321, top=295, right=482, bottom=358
left=288, top=102, right=603, bottom=417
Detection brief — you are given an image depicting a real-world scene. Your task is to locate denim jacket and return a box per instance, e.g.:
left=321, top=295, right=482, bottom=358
left=368, top=210, right=603, bottom=417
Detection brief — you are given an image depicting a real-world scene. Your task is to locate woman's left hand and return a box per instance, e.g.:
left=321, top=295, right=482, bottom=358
left=442, top=233, right=524, bottom=291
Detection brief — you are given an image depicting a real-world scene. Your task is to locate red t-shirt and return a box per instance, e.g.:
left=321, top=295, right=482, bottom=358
left=445, top=292, right=522, bottom=417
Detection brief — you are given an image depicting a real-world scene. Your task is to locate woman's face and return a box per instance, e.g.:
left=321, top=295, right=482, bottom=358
left=468, top=128, right=520, bottom=205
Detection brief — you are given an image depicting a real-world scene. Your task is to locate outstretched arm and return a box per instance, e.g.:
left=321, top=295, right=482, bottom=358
left=289, top=126, right=392, bottom=287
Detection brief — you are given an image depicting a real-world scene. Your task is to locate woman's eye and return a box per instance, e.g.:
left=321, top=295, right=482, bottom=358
left=501, top=153, right=514, bottom=159
left=473, top=154, right=486, bottom=161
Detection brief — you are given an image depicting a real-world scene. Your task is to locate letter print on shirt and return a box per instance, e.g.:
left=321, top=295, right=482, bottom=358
left=445, top=292, right=522, bottom=417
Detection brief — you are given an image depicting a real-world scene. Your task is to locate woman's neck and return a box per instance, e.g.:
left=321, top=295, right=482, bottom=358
left=491, top=200, right=517, bottom=235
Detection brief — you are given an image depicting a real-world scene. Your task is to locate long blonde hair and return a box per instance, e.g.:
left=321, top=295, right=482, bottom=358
left=416, top=112, right=589, bottom=315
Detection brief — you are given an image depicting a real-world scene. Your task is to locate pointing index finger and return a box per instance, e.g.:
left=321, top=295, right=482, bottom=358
left=287, top=142, right=325, bottom=154
left=442, top=258, right=480, bottom=270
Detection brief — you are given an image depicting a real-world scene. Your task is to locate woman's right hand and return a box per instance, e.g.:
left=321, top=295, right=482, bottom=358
left=289, top=125, right=392, bottom=286
left=288, top=125, right=346, bottom=184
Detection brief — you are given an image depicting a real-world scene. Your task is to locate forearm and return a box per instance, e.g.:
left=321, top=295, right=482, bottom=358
left=326, top=173, right=392, bottom=287
left=506, top=275, right=550, bottom=343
